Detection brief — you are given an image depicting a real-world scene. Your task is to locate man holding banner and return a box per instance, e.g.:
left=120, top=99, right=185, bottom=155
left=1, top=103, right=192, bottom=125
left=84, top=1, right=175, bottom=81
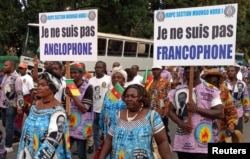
left=154, top=3, right=238, bottom=158
left=168, top=66, right=223, bottom=159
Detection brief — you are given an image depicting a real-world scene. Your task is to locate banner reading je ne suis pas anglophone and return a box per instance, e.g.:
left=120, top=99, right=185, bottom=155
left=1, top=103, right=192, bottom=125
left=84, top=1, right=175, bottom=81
left=39, top=10, right=97, bottom=61
left=154, top=4, right=238, bottom=66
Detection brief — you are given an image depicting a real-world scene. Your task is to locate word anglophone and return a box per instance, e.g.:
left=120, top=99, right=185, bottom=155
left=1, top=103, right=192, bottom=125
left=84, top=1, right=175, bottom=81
left=44, top=43, right=92, bottom=55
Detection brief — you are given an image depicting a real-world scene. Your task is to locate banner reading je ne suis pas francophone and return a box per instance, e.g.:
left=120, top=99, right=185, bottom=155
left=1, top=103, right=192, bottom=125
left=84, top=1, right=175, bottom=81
left=154, top=4, right=238, bottom=66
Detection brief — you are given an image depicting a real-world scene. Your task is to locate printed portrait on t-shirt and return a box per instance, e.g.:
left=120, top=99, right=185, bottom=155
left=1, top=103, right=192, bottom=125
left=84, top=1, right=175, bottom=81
left=94, top=86, right=101, bottom=100
left=235, top=82, right=244, bottom=100
left=177, top=92, right=188, bottom=120
left=4, top=83, right=15, bottom=100
left=174, top=88, right=189, bottom=135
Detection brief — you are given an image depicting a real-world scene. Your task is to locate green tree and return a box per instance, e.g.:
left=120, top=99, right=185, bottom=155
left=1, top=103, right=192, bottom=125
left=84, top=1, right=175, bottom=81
left=164, top=0, right=250, bottom=63
left=88, top=0, right=153, bottom=38
left=1, top=0, right=250, bottom=60
left=0, top=0, right=25, bottom=55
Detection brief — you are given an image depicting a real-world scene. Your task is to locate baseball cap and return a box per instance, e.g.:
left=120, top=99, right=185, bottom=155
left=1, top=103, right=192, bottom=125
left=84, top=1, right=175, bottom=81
left=151, top=65, right=162, bottom=69
left=18, top=63, right=28, bottom=69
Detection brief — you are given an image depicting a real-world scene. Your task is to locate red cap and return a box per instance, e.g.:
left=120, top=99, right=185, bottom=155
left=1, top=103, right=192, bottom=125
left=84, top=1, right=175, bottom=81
left=18, top=63, right=28, bottom=69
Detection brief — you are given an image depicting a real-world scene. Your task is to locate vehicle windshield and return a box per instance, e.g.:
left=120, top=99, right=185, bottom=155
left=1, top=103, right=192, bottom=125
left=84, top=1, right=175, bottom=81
left=22, top=25, right=39, bottom=57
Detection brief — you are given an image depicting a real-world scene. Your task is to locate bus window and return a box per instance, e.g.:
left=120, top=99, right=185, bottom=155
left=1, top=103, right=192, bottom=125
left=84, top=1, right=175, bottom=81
left=21, top=23, right=154, bottom=75
left=149, top=45, right=154, bottom=58
left=235, top=52, right=244, bottom=65
left=138, top=43, right=149, bottom=57
left=124, top=42, right=137, bottom=57
left=107, top=40, right=123, bottom=56
left=98, top=38, right=106, bottom=56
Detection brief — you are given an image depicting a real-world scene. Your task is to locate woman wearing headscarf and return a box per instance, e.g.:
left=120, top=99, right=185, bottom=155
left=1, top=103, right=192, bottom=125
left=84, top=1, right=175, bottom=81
left=99, top=66, right=127, bottom=139
left=17, top=71, right=71, bottom=159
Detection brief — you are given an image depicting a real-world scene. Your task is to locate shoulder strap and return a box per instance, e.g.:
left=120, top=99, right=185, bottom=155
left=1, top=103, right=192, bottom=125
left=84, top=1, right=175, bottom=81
left=150, top=110, right=155, bottom=134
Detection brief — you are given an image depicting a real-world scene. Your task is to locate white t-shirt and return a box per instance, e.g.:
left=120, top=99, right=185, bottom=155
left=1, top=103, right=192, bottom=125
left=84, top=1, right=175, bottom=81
left=89, top=75, right=111, bottom=113
left=132, top=74, right=143, bottom=83
left=54, top=77, right=66, bottom=102
left=21, top=74, right=34, bottom=95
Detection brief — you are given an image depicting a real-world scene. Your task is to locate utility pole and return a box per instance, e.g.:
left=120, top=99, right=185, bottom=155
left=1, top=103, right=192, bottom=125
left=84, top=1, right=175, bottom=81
left=158, top=0, right=163, bottom=9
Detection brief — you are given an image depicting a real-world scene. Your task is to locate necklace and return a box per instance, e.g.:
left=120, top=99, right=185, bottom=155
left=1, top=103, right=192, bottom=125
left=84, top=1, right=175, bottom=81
left=43, top=100, right=52, bottom=104
left=126, top=106, right=143, bottom=122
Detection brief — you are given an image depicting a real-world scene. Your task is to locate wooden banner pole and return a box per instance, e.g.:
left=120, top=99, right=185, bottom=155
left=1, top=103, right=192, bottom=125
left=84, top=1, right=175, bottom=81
left=188, top=66, right=194, bottom=125
left=65, top=61, right=70, bottom=116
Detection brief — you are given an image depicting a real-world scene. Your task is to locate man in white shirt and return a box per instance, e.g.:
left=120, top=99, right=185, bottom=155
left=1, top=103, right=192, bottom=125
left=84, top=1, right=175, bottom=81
left=14, top=63, right=34, bottom=139
left=18, top=63, right=34, bottom=104
left=89, top=61, right=111, bottom=151
left=131, top=65, right=143, bottom=83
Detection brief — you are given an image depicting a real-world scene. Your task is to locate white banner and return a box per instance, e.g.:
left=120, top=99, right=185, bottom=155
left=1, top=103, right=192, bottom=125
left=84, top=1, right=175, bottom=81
left=39, top=10, right=98, bottom=61
left=154, top=4, right=238, bottom=66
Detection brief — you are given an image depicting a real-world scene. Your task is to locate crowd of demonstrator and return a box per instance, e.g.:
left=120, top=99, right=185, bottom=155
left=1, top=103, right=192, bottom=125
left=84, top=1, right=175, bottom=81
left=0, top=59, right=249, bottom=159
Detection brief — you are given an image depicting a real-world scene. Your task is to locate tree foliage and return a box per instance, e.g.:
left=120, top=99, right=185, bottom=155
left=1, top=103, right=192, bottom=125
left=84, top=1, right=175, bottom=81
left=0, top=0, right=250, bottom=61
left=0, top=0, right=24, bottom=54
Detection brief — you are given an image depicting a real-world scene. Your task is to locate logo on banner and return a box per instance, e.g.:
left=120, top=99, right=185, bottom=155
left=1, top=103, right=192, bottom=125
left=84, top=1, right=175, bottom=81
left=156, top=11, right=165, bottom=22
left=88, top=11, right=96, bottom=21
left=224, top=5, right=236, bottom=17
left=40, top=14, right=47, bottom=23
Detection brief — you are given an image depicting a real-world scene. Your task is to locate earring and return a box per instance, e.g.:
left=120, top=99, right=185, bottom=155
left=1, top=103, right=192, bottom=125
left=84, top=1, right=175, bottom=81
left=141, top=103, right=144, bottom=108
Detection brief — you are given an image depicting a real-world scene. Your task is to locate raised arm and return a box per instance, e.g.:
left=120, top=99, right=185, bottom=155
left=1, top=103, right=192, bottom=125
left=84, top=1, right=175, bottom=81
left=32, top=55, right=39, bottom=83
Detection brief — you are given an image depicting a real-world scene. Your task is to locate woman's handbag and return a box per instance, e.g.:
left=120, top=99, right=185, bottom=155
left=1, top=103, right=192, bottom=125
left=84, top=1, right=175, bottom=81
left=150, top=110, right=162, bottom=159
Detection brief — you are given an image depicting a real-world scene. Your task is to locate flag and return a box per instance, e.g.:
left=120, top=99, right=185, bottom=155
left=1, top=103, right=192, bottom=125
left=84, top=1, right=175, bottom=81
left=65, top=79, right=81, bottom=96
left=109, top=83, right=124, bottom=102
left=142, top=69, right=153, bottom=91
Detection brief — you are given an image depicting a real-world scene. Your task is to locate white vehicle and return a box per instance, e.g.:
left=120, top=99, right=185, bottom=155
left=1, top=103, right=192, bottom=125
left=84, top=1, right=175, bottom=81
left=20, top=23, right=154, bottom=75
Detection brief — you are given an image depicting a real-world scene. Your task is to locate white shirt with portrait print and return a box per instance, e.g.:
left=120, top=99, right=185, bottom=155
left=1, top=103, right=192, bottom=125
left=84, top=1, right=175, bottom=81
left=89, top=75, right=111, bottom=113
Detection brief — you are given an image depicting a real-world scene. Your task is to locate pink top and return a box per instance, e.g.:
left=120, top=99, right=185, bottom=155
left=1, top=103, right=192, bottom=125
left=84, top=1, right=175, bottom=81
left=168, top=82, right=222, bottom=154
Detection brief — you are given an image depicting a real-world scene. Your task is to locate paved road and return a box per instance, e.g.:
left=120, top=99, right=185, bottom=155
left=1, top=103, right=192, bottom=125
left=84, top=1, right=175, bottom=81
left=3, top=119, right=250, bottom=159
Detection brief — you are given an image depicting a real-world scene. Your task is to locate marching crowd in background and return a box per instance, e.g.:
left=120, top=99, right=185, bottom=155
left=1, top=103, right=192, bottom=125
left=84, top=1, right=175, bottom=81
left=0, top=58, right=249, bottom=159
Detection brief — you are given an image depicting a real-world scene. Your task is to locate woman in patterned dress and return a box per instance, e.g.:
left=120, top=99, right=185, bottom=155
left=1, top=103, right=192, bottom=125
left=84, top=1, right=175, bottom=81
left=99, top=84, right=172, bottom=159
left=17, top=71, right=71, bottom=159
left=99, top=66, right=127, bottom=138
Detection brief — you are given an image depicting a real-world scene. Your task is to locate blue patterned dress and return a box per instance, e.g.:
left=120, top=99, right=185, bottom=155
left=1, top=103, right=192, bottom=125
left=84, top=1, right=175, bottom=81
left=17, top=105, right=71, bottom=159
left=99, top=91, right=126, bottom=137
left=109, top=110, right=164, bottom=159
